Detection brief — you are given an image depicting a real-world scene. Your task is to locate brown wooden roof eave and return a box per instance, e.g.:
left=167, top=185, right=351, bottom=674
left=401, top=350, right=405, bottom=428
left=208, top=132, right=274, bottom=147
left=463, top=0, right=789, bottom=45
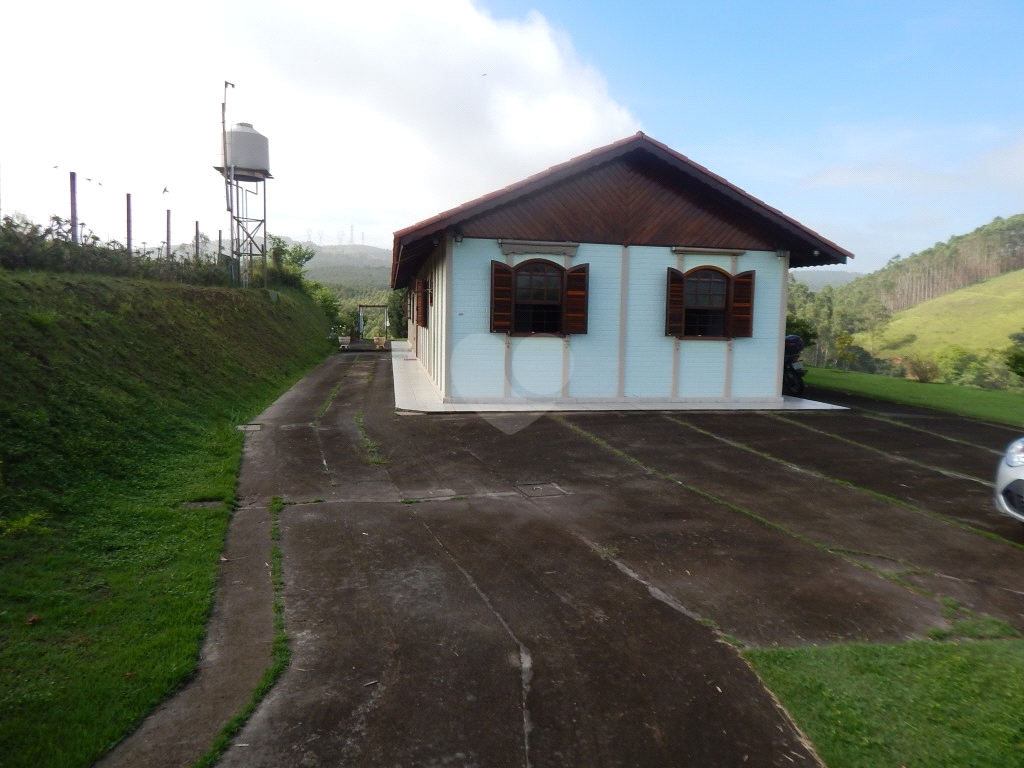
left=390, top=240, right=403, bottom=289
left=389, top=132, right=853, bottom=285
left=789, top=247, right=850, bottom=268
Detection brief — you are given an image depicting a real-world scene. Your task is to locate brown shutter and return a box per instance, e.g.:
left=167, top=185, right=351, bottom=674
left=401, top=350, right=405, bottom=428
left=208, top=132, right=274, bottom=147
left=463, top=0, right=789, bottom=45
left=415, top=279, right=428, bottom=328
left=563, top=263, right=589, bottom=335
left=665, top=267, right=685, bottom=336
left=729, top=270, right=755, bottom=338
left=490, top=261, right=513, bottom=333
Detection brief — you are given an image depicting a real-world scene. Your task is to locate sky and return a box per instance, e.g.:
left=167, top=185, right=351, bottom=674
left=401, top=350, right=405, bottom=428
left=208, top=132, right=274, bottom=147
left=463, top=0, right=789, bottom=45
left=1, top=0, right=1022, bottom=274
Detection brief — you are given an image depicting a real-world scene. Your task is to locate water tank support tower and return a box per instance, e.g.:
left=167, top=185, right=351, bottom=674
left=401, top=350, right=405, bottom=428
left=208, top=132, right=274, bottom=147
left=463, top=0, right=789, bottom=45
left=215, top=97, right=272, bottom=287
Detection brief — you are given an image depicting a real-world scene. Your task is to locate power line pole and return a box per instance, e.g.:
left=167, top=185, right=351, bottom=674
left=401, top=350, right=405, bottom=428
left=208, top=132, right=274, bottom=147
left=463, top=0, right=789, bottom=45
left=70, top=172, right=79, bottom=244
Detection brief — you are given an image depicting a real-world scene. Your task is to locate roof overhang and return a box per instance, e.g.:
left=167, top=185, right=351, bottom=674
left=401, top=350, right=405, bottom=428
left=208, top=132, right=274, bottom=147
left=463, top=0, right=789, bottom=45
left=391, top=133, right=851, bottom=288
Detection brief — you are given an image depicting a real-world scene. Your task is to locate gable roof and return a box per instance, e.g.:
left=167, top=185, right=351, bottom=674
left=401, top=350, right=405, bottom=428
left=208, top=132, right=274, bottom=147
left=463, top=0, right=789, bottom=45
left=392, top=132, right=852, bottom=288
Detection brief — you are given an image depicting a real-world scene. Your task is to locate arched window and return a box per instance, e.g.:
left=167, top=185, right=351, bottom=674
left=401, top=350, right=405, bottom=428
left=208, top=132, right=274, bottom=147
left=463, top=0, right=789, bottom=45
left=515, top=261, right=563, bottom=333
left=665, top=267, right=755, bottom=339
left=491, top=259, right=589, bottom=335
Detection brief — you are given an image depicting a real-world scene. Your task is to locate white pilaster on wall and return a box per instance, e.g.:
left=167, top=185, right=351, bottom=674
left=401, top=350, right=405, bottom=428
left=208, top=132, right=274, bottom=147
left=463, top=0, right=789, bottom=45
left=723, top=339, right=733, bottom=398
left=443, top=237, right=454, bottom=399
left=561, top=336, right=571, bottom=398
left=671, top=338, right=681, bottom=398
left=503, top=335, right=512, bottom=399
left=777, top=250, right=791, bottom=396
left=617, top=245, right=630, bottom=398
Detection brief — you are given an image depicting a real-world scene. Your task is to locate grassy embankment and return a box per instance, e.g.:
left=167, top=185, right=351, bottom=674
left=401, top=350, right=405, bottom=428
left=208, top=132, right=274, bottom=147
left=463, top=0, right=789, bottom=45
left=743, top=367, right=1024, bottom=768
left=0, top=271, right=332, bottom=768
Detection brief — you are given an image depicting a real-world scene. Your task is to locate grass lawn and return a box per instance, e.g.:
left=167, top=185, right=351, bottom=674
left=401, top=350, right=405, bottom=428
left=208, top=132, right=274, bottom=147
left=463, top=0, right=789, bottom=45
left=807, top=366, right=1024, bottom=428
left=746, top=640, right=1024, bottom=768
left=740, top=366, right=1024, bottom=767
left=0, top=272, right=332, bottom=767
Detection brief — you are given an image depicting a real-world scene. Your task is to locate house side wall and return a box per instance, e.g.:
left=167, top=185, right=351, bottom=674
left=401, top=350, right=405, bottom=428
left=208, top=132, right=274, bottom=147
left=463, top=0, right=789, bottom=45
left=445, top=238, right=785, bottom=403
left=411, top=241, right=451, bottom=395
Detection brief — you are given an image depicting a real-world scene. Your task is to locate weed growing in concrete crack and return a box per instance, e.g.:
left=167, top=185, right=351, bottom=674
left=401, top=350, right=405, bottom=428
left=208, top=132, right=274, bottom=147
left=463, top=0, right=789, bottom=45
left=193, top=496, right=292, bottom=768
left=316, top=381, right=344, bottom=419
left=355, top=410, right=389, bottom=466
left=928, top=598, right=1019, bottom=640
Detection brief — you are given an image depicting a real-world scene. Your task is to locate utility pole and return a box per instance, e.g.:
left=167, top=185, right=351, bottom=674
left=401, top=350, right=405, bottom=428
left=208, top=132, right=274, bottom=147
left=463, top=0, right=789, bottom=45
left=126, top=193, right=132, bottom=255
left=166, top=209, right=171, bottom=258
left=70, top=172, right=79, bottom=244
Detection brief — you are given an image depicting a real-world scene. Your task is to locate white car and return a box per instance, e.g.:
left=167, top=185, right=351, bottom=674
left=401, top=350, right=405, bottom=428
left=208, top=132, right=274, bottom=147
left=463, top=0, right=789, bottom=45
left=995, top=438, right=1024, bottom=524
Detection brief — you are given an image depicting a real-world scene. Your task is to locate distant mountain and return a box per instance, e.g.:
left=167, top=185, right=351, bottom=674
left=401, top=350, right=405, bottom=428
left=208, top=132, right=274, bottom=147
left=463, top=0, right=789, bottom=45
left=307, top=243, right=392, bottom=266
left=791, top=269, right=864, bottom=291
left=268, top=238, right=393, bottom=290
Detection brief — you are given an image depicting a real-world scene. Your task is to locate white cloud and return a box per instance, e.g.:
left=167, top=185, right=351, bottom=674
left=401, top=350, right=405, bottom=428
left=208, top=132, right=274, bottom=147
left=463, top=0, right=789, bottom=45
left=1, top=0, right=639, bottom=250
left=217, top=0, right=639, bottom=243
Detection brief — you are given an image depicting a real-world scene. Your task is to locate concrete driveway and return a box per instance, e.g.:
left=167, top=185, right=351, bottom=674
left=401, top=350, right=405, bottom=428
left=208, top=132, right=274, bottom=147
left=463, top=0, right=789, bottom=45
left=99, top=351, right=1024, bottom=767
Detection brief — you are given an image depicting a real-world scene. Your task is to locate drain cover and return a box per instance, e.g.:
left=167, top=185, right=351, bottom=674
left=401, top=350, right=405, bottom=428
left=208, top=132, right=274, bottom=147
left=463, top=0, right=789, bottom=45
left=515, top=482, right=568, bottom=498
left=237, top=424, right=262, bottom=432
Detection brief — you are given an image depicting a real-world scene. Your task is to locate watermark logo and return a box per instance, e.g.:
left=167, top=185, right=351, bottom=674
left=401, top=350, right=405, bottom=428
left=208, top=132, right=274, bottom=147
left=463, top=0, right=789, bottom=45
left=450, top=333, right=574, bottom=435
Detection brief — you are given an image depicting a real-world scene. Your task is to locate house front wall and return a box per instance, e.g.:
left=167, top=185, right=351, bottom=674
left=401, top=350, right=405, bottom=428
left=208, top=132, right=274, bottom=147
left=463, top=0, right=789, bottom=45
left=434, top=237, right=788, bottom=405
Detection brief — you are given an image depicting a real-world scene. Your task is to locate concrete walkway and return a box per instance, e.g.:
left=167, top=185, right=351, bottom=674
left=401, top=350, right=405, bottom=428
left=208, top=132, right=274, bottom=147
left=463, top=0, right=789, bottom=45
left=96, top=349, right=1024, bottom=767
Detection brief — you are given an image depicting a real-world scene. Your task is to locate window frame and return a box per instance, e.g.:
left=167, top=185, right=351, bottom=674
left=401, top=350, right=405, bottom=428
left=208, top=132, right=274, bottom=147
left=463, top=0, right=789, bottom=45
left=665, top=266, right=755, bottom=340
left=414, top=278, right=429, bottom=328
left=490, top=258, right=589, bottom=336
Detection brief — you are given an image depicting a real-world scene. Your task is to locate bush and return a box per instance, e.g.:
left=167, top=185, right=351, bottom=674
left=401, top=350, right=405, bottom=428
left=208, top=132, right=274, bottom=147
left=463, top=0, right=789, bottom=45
left=903, top=354, right=941, bottom=383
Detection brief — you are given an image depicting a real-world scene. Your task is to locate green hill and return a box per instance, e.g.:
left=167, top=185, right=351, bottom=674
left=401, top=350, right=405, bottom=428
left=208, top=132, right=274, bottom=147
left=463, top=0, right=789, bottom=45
left=869, top=268, right=1024, bottom=359
left=0, top=271, right=332, bottom=767
left=841, top=213, right=1024, bottom=314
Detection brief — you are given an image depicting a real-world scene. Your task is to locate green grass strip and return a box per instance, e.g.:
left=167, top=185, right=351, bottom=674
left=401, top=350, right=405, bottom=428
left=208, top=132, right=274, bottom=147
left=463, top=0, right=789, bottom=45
left=807, top=367, right=1024, bottom=427
left=191, top=497, right=291, bottom=768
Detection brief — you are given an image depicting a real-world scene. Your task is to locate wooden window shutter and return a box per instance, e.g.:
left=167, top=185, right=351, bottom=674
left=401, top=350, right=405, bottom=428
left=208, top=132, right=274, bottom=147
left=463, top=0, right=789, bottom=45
left=563, top=263, right=589, bottom=335
left=728, top=270, right=755, bottom=338
left=490, top=261, right=514, bottom=333
left=665, top=268, right=685, bottom=336
left=415, top=279, right=428, bottom=328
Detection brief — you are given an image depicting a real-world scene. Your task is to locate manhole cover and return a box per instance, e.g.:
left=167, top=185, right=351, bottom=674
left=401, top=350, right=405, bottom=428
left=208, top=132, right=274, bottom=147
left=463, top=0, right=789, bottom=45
left=515, top=482, right=568, bottom=498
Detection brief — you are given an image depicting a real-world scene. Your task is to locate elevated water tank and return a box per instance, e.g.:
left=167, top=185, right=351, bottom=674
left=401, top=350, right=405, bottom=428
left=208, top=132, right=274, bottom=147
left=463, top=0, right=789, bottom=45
left=221, top=123, right=271, bottom=181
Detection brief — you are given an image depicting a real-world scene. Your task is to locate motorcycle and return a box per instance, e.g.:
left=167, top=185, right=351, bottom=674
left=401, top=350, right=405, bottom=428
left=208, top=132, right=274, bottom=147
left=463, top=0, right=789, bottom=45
left=782, top=334, right=806, bottom=397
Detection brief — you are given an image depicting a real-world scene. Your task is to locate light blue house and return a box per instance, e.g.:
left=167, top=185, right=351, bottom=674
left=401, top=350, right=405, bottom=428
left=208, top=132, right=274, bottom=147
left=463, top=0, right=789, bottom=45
left=391, top=133, right=851, bottom=409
